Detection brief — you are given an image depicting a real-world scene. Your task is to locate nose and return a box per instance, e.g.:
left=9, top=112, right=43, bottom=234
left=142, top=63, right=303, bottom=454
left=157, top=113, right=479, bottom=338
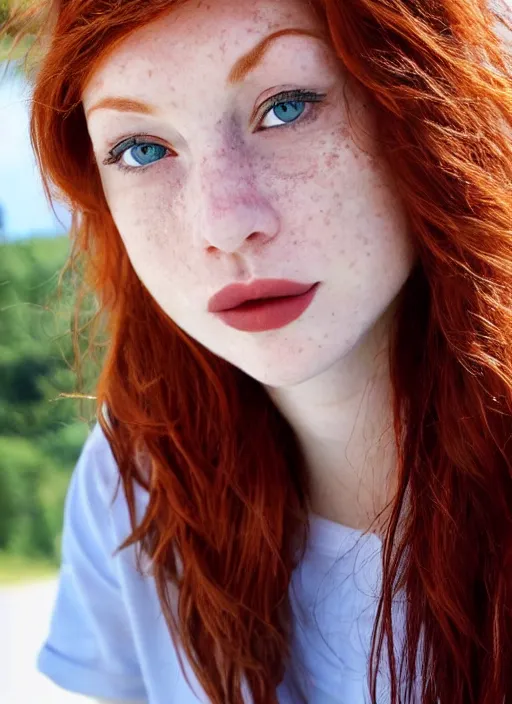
left=192, top=147, right=281, bottom=254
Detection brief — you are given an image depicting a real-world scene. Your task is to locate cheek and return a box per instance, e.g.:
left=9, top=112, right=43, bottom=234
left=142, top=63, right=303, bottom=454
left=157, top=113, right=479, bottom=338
left=103, top=178, right=204, bottom=308
left=265, top=128, right=396, bottom=261
left=289, top=127, right=413, bottom=293
left=103, top=170, right=182, bottom=255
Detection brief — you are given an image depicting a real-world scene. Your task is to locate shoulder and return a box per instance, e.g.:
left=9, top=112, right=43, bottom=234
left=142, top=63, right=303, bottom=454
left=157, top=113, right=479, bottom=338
left=80, top=416, right=118, bottom=477
left=61, top=419, right=127, bottom=560
left=71, top=418, right=122, bottom=513
left=37, top=421, right=150, bottom=701
left=68, top=418, right=150, bottom=556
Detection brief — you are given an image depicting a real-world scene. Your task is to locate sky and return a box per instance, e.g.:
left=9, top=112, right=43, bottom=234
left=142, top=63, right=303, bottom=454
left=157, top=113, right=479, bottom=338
left=0, top=61, right=72, bottom=241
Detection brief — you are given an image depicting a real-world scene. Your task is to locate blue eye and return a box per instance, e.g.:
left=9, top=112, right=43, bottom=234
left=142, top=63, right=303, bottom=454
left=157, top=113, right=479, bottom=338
left=259, top=90, right=325, bottom=130
left=267, top=100, right=306, bottom=126
left=124, top=143, right=167, bottom=167
left=102, top=137, right=171, bottom=172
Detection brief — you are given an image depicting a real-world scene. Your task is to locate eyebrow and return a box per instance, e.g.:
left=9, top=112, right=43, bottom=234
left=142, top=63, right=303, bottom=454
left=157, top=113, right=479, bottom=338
left=227, top=27, right=326, bottom=83
left=85, top=27, right=326, bottom=119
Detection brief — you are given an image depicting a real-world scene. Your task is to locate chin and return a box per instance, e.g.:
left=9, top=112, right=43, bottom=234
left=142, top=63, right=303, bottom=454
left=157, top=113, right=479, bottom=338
left=229, top=342, right=348, bottom=389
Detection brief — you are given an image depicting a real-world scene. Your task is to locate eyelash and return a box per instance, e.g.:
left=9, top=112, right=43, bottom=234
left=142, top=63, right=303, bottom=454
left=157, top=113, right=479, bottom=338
left=102, top=88, right=327, bottom=174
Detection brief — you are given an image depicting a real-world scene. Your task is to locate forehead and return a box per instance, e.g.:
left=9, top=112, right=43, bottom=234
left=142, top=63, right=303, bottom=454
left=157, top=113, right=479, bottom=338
left=83, top=0, right=324, bottom=96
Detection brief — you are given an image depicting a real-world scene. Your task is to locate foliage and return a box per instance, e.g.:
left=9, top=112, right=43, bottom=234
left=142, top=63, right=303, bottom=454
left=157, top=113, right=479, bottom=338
left=0, top=0, right=10, bottom=27
left=0, top=0, right=39, bottom=67
left=0, top=235, right=95, bottom=572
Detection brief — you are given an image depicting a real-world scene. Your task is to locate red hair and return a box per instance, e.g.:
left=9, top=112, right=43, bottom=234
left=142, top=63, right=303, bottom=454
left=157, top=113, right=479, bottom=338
left=4, top=0, right=512, bottom=701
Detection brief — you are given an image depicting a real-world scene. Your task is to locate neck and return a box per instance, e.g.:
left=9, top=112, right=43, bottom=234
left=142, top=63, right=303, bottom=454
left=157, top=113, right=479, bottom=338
left=265, top=310, right=397, bottom=535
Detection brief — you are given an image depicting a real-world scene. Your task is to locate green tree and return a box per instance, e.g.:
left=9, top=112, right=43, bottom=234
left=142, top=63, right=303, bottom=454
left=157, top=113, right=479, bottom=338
left=0, top=236, right=93, bottom=565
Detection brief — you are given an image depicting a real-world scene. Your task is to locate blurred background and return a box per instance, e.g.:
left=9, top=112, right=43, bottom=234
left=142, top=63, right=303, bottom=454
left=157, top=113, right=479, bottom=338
left=1, top=4, right=96, bottom=702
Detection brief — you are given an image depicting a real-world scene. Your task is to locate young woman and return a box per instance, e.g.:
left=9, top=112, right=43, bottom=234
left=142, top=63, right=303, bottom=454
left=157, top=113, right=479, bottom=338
left=5, top=0, right=512, bottom=702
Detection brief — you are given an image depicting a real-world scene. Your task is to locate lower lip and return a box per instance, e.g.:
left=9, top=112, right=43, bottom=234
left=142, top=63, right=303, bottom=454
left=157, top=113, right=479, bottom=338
left=214, top=283, right=320, bottom=332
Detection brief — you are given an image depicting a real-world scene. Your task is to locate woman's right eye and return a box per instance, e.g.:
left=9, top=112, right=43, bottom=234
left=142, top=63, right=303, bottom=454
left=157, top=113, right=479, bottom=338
left=121, top=143, right=169, bottom=168
left=102, top=137, right=172, bottom=173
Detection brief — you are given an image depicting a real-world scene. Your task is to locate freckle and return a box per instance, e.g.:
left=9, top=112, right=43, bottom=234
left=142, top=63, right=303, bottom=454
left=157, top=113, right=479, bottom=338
left=325, top=152, right=341, bottom=169
left=325, top=218, right=331, bottom=226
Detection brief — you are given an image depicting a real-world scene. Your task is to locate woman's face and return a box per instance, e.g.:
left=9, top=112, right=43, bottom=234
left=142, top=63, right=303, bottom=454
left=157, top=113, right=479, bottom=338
left=82, top=0, right=415, bottom=388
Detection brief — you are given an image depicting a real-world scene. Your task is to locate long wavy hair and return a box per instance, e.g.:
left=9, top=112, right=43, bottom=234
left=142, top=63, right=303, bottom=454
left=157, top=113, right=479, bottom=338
left=4, top=0, right=512, bottom=701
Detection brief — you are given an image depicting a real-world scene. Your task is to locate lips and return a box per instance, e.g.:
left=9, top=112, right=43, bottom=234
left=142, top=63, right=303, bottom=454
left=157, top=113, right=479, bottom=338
left=208, top=279, right=317, bottom=313
left=208, top=279, right=321, bottom=333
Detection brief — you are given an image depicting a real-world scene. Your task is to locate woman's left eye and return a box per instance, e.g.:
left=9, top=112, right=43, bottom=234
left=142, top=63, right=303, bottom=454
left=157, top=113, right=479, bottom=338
left=257, top=90, right=326, bottom=131
left=260, top=100, right=306, bottom=128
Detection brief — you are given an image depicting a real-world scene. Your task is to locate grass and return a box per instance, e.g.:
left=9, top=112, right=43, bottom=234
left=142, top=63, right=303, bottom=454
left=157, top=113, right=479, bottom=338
left=0, top=552, right=57, bottom=585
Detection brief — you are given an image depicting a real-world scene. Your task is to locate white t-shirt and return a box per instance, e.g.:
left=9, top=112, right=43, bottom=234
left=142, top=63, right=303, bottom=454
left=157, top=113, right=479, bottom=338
left=37, top=423, right=403, bottom=703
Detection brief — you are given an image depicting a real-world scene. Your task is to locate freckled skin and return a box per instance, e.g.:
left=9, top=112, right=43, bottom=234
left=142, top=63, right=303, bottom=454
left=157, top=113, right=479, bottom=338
left=82, top=0, right=416, bottom=388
